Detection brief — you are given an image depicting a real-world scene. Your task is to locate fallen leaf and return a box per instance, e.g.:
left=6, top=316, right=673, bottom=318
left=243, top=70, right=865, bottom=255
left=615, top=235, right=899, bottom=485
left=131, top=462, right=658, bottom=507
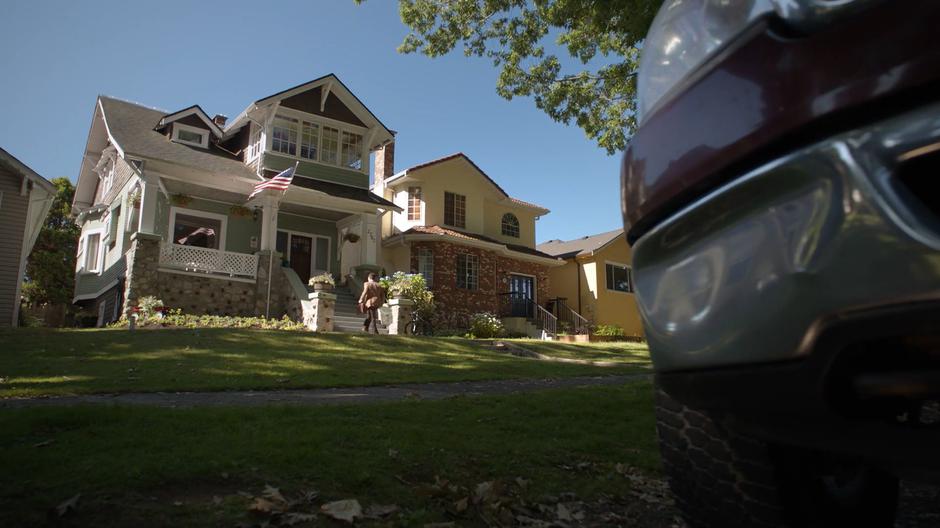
left=556, top=503, right=572, bottom=521
left=364, top=503, right=399, bottom=518
left=212, top=496, right=222, bottom=506
left=173, top=501, right=183, bottom=507
left=473, top=481, right=494, bottom=504
left=454, top=497, right=469, bottom=513
left=249, top=497, right=278, bottom=513
left=320, top=499, right=362, bottom=523
left=282, top=512, right=317, bottom=525
left=56, top=494, right=80, bottom=517
left=262, top=485, right=287, bottom=505
left=388, top=448, right=399, bottom=459
left=515, top=477, right=529, bottom=490
left=33, top=439, right=55, bottom=448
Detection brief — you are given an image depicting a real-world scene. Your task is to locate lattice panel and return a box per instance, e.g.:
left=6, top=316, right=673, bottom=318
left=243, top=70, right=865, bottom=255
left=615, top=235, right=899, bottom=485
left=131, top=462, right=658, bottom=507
left=159, top=243, right=258, bottom=278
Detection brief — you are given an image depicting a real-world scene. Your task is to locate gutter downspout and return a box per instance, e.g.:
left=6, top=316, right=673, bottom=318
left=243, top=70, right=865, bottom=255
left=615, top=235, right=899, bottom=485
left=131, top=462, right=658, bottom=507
left=576, top=258, right=583, bottom=316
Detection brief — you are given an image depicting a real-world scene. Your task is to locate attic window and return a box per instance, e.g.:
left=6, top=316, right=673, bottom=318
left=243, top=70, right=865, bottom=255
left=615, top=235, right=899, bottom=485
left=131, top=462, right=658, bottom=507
left=501, top=213, right=520, bottom=238
left=172, top=123, right=209, bottom=148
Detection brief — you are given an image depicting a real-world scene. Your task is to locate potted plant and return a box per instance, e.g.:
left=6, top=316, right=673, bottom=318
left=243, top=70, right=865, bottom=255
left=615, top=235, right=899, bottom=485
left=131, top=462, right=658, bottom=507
left=229, top=205, right=253, bottom=218
left=343, top=232, right=360, bottom=243
left=308, top=273, right=335, bottom=291
left=170, top=193, right=192, bottom=206
left=128, top=189, right=142, bottom=208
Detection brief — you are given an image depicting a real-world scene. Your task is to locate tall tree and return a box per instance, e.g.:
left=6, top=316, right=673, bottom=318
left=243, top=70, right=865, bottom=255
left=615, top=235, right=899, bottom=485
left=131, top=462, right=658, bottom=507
left=22, top=177, right=80, bottom=306
left=371, top=0, right=661, bottom=154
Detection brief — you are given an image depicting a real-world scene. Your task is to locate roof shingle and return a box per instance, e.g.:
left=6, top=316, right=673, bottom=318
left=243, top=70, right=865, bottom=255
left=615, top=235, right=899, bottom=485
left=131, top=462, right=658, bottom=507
left=537, top=229, right=625, bottom=259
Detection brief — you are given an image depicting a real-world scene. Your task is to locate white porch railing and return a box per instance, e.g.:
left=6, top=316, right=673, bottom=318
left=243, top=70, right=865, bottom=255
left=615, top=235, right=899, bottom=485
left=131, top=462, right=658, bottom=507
left=159, top=242, right=259, bottom=279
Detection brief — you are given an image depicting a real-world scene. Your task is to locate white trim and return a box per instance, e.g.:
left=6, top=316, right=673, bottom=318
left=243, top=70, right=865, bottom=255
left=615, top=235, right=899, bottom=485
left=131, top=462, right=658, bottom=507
left=171, top=123, right=210, bottom=148
left=168, top=206, right=228, bottom=250
left=603, top=260, right=635, bottom=294
left=72, top=279, right=120, bottom=303
left=158, top=106, right=224, bottom=137
left=385, top=232, right=564, bottom=267
left=267, top=106, right=369, bottom=174
left=79, top=228, right=106, bottom=273
left=157, top=267, right=257, bottom=284
left=96, top=98, right=125, bottom=159
left=277, top=228, right=332, bottom=275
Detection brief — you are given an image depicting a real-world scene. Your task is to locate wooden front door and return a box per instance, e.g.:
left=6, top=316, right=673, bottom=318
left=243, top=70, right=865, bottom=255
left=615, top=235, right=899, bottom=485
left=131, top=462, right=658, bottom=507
left=508, top=274, right=535, bottom=317
left=290, top=235, right=313, bottom=283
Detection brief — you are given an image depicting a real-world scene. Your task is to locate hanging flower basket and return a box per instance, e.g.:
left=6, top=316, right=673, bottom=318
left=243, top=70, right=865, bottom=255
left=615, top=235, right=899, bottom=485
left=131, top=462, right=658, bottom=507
left=343, top=233, right=360, bottom=243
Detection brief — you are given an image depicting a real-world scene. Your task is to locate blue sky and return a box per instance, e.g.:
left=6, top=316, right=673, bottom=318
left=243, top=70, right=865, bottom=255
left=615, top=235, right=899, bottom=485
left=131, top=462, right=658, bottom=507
left=0, top=0, right=624, bottom=243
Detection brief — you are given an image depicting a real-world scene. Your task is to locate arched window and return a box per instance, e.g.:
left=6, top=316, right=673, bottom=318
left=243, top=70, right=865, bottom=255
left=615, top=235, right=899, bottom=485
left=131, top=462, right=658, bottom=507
left=501, top=213, right=520, bottom=237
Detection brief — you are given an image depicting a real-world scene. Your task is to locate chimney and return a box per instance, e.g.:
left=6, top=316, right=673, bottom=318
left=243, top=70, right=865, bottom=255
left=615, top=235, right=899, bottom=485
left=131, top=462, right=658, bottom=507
left=212, top=114, right=228, bottom=128
left=373, top=141, right=395, bottom=188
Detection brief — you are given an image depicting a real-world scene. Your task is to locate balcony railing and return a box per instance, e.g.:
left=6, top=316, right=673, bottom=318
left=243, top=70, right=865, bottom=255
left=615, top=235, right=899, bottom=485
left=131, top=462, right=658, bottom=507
left=159, top=242, right=259, bottom=279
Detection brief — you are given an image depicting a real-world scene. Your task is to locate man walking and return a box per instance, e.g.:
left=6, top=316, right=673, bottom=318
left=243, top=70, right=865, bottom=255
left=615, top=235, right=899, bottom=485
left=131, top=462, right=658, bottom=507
left=358, top=273, right=385, bottom=334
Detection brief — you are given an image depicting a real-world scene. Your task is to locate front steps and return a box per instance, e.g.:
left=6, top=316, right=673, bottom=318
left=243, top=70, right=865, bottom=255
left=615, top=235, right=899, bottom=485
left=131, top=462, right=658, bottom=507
left=332, top=286, right=389, bottom=334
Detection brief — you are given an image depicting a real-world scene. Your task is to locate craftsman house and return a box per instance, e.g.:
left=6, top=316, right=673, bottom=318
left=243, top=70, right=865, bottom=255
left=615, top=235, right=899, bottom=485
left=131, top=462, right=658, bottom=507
left=374, top=152, right=567, bottom=334
left=71, top=74, right=398, bottom=326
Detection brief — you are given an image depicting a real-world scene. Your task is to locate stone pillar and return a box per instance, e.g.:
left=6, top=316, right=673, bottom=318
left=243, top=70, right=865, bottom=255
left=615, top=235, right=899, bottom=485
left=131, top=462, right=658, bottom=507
left=386, top=297, right=415, bottom=335
left=305, top=292, right=336, bottom=332
left=138, top=173, right=161, bottom=235
left=259, top=194, right=279, bottom=251
left=123, top=232, right=162, bottom=317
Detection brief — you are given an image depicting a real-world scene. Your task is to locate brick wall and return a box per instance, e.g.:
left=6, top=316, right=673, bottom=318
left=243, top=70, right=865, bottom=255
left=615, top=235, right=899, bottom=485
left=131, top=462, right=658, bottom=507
left=409, top=240, right=550, bottom=329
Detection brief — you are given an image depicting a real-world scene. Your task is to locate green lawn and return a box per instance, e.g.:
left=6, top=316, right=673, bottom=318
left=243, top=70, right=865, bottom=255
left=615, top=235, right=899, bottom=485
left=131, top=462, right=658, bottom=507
left=0, top=382, right=661, bottom=527
left=510, top=340, right=651, bottom=365
left=0, top=329, right=650, bottom=398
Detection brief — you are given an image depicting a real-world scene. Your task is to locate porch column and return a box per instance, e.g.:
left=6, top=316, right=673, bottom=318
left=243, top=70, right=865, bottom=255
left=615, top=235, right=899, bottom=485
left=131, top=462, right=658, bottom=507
left=361, top=213, right=378, bottom=265
left=138, top=172, right=160, bottom=235
left=259, top=194, right=280, bottom=251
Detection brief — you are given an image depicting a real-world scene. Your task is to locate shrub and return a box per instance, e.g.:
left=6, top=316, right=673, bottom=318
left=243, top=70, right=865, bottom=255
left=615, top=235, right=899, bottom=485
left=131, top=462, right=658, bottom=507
left=379, top=271, right=435, bottom=320
left=468, top=312, right=505, bottom=339
left=592, top=324, right=625, bottom=337
left=137, top=296, right=164, bottom=318
left=111, top=310, right=306, bottom=331
left=308, top=273, right=335, bottom=287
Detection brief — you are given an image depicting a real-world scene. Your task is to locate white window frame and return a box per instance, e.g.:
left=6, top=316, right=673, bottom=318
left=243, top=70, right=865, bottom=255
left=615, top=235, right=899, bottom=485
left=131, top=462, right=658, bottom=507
left=246, top=123, right=263, bottom=162
left=605, top=260, right=634, bottom=294
left=264, top=106, right=369, bottom=174
left=417, top=247, right=433, bottom=288
left=80, top=228, right=105, bottom=274
left=168, top=206, right=228, bottom=250
left=444, top=191, right=467, bottom=229
left=456, top=253, right=479, bottom=290
left=171, top=123, right=210, bottom=148
left=276, top=229, right=332, bottom=276
left=407, top=187, right=422, bottom=221
left=501, top=212, right=520, bottom=238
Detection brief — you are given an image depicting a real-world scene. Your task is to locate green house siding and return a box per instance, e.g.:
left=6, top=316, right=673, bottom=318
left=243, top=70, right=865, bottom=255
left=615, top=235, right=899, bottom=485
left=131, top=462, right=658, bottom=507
left=263, top=153, right=368, bottom=189
left=75, top=257, right=126, bottom=298
left=277, top=212, right=338, bottom=272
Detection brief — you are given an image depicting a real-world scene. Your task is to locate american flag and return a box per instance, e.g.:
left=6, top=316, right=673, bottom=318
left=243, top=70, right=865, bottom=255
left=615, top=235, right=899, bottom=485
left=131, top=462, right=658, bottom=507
left=248, top=163, right=297, bottom=200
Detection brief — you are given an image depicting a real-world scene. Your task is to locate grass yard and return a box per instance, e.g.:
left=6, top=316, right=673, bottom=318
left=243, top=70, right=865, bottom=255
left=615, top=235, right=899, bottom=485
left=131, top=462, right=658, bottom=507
left=510, top=340, right=651, bottom=365
left=0, top=329, right=650, bottom=398
left=0, top=382, right=664, bottom=527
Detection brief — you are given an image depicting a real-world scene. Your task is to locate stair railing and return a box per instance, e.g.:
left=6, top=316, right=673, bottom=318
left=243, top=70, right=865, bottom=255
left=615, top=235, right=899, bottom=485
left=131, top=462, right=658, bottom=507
left=498, top=292, right=558, bottom=340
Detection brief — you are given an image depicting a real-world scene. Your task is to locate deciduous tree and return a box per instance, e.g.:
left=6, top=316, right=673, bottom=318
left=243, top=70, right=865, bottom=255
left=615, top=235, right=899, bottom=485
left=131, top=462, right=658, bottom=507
left=22, top=177, right=80, bottom=306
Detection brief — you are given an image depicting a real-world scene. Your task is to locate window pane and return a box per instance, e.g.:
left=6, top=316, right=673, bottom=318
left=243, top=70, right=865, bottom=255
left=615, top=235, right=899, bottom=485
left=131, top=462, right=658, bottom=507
left=456, top=253, right=478, bottom=290
left=272, top=115, right=298, bottom=155
left=445, top=192, right=466, bottom=228
left=85, top=233, right=100, bottom=270
left=276, top=231, right=288, bottom=255
left=417, top=248, right=433, bottom=288
left=501, top=213, right=519, bottom=237
left=177, top=129, right=204, bottom=144
left=606, top=263, right=632, bottom=292
left=315, top=237, right=329, bottom=271
left=408, top=187, right=421, bottom=221
left=321, top=127, right=339, bottom=164
left=300, top=121, right=319, bottom=160
left=341, top=131, right=363, bottom=170
left=173, top=213, right=222, bottom=249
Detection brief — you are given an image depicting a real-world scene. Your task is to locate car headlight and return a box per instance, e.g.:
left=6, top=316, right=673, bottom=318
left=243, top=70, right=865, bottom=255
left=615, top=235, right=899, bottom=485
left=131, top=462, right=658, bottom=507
left=636, top=0, right=877, bottom=124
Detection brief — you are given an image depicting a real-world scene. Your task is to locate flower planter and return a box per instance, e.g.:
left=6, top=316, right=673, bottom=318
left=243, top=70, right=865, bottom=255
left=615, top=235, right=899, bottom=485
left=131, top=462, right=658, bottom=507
left=312, top=283, right=334, bottom=292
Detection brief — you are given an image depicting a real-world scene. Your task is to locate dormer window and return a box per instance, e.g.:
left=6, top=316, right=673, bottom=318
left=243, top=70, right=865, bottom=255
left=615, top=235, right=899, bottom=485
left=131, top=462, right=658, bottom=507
left=172, top=123, right=209, bottom=148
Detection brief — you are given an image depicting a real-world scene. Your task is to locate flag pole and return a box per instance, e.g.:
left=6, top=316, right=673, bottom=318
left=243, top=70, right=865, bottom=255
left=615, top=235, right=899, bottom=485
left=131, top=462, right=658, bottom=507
left=264, top=161, right=299, bottom=319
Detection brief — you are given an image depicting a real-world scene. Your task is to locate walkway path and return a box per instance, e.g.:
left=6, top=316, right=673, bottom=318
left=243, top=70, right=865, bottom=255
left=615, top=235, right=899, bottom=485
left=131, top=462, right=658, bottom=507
left=0, top=374, right=648, bottom=409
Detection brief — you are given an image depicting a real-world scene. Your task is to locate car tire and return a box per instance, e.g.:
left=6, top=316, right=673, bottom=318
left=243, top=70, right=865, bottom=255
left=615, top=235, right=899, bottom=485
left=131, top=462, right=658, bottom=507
left=654, top=385, right=899, bottom=527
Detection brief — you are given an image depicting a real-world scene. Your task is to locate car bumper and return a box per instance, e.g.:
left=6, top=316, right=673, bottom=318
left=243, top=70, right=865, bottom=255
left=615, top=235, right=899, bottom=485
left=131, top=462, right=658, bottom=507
left=633, top=101, right=940, bottom=373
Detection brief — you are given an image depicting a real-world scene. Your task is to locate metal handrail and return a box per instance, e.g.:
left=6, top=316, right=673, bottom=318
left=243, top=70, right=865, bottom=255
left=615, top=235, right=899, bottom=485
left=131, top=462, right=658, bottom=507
left=546, top=298, right=589, bottom=335
left=498, top=292, right=558, bottom=340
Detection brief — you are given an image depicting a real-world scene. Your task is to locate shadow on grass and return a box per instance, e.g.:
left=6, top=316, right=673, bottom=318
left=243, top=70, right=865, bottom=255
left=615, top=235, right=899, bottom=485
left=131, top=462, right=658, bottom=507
left=0, top=329, right=650, bottom=398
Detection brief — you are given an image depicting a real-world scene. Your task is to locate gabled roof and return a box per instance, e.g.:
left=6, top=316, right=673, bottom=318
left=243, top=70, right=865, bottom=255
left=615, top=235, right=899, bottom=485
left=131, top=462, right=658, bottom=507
left=386, top=152, right=550, bottom=214
left=537, top=229, right=625, bottom=259
left=224, top=73, right=394, bottom=149
left=98, top=96, right=257, bottom=179
left=155, top=105, right=223, bottom=137
left=398, top=225, right=562, bottom=263
left=0, top=147, right=56, bottom=194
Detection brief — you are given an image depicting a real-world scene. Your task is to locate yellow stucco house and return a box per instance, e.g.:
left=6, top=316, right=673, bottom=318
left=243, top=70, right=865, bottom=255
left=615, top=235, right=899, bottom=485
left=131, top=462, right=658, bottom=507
left=537, top=229, right=644, bottom=338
